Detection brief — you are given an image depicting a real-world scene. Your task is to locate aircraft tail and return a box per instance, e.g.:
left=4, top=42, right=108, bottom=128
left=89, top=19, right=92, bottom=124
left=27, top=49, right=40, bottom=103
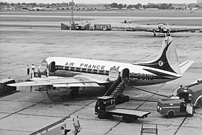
left=134, top=37, right=194, bottom=75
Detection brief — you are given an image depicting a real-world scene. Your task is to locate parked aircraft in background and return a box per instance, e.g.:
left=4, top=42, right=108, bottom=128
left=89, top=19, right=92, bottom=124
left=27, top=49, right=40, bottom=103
left=135, top=23, right=200, bottom=36
left=9, top=37, right=194, bottom=98
left=28, top=6, right=53, bottom=11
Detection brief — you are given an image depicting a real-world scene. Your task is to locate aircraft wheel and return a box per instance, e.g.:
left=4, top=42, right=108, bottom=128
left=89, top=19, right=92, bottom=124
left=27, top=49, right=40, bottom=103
left=196, top=98, right=202, bottom=108
left=123, top=95, right=130, bottom=102
left=98, top=111, right=106, bottom=119
left=167, top=111, right=175, bottom=118
left=167, top=32, right=171, bottom=36
left=154, top=33, right=156, bottom=36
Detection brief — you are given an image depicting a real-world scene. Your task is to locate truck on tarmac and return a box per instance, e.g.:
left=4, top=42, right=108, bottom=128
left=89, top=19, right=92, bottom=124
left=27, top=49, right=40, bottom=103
left=157, top=98, right=194, bottom=118
left=157, top=79, right=202, bottom=118
left=176, top=80, right=202, bottom=108
left=95, top=96, right=151, bottom=122
left=95, top=69, right=150, bottom=122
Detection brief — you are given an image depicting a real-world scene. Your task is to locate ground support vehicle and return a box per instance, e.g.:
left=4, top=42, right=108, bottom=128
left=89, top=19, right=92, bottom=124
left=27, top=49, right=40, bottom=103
left=95, top=69, right=150, bottom=122
left=103, top=75, right=130, bottom=105
left=157, top=98, right=194, bottom=118
left=176, top=79, right=202, bottom=108
left=157, top=80, right=202, bottom=118
left=95, top=96, right=151, bottom=122
left=0, top=78, right=16, bottom=96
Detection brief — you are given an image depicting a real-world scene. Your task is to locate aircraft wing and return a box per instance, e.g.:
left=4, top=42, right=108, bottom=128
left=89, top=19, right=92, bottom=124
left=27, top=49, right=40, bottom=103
left=133, top=27, right=155, bottom=32
left=170, top=28, right=200, bottom=33
left=8, top=75, right=109, bottom=87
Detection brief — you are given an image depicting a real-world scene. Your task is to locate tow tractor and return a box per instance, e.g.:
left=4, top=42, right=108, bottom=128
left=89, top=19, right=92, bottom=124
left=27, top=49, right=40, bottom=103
left=157, top=79, right=202, bottom=118
left=95, top=68, right=151, bottom=122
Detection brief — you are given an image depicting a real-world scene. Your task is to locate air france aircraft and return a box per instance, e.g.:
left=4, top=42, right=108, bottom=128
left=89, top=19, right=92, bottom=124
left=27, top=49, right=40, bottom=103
left=9, top=37, right=194, bottom=97
left=136, top=23, right=199, bottom=36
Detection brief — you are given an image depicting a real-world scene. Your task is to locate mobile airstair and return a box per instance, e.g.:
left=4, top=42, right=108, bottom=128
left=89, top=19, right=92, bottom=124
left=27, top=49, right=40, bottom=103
left=95, top=68, right=151, bottom=121
left=104, top=68, right=130, bottom=104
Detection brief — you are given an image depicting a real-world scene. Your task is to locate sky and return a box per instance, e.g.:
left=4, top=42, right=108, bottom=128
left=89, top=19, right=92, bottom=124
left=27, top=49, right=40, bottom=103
left=2, top=0, right=197, bottom=4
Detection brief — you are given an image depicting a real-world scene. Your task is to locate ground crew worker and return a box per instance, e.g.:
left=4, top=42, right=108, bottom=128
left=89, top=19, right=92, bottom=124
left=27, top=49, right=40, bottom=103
left=31, top=64, right=35, bottom=72
left=31, top=64, right=35, bottom=78
left=27, top=65, right=30, bottom=75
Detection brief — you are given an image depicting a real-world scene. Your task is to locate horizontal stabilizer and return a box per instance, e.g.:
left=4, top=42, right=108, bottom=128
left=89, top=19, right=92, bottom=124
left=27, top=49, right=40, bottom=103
left=180, top=60, right=194, bottom=74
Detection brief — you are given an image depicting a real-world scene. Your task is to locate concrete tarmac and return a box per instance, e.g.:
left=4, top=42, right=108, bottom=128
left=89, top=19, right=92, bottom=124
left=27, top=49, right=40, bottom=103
left=0, top=28, right=202, bottom=135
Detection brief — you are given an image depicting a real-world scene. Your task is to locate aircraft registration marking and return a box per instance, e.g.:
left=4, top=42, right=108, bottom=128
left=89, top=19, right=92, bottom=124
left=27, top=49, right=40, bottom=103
left=130, top=73, right=154, bottom=80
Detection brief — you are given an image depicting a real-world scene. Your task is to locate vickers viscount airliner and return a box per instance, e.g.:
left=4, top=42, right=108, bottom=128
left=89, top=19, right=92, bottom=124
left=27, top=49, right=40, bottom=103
left=9, top=37, right=194, bottom=97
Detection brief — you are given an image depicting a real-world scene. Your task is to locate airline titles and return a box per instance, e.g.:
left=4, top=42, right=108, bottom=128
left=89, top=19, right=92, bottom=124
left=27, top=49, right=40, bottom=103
left=65, top=62, right=105, bottom=70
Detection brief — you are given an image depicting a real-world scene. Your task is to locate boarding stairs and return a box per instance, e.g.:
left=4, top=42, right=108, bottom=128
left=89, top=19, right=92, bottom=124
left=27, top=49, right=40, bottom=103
left=104, top=68, right=130, bottom=104
left=104, top=76, right=121, bottom=96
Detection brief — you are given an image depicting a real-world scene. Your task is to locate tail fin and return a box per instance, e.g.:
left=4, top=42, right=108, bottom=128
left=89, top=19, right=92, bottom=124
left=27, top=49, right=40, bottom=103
left=134, top=37, right=192, bottom=75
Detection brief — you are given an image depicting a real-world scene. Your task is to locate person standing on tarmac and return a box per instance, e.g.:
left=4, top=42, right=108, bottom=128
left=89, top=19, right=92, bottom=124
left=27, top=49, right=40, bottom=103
left=31, top=64, right=35, bottom=78
left=27, top=65, right=30, bottom=75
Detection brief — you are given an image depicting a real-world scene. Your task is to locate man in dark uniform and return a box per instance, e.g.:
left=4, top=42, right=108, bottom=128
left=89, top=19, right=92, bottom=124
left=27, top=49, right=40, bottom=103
left=27, top=65, right=30, bottom=75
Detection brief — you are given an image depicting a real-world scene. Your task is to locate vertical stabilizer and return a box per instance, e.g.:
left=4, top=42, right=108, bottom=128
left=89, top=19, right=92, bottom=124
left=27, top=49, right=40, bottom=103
left=134, top=37, right=181, bottom=75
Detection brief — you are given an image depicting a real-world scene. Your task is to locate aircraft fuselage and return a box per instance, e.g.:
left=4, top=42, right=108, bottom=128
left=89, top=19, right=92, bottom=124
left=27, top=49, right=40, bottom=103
left=41, top=57, right=181, bottom=86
